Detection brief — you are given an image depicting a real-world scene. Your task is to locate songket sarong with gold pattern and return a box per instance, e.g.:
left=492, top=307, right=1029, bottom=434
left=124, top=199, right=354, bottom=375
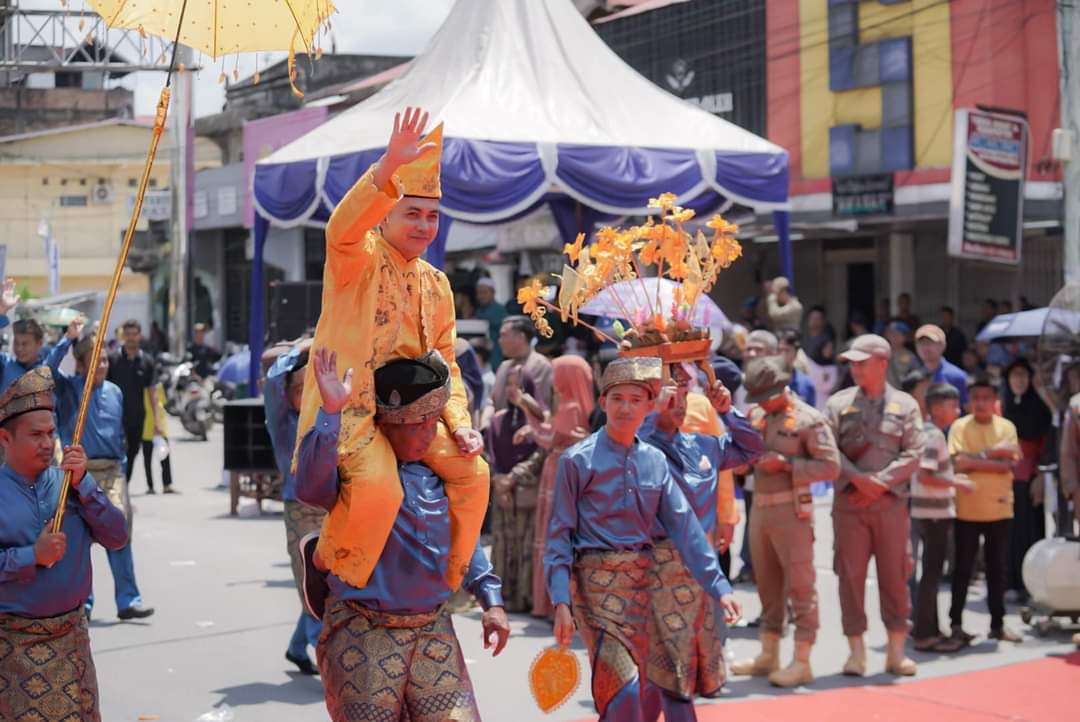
left=0, top=608, right=101, bottom=722
left=646, top=540, right=726, bottom=700
left=319, top=601, right=477, bottom=722
left=571, top=550, right=654, bottom=718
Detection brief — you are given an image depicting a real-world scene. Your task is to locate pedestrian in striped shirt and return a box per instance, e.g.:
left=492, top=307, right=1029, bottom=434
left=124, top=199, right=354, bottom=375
left=911, top=383, right=973, bottom=652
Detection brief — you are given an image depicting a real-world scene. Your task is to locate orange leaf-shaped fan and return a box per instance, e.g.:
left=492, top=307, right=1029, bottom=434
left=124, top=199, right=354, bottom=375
left=529, top=646, right=581, bottom=714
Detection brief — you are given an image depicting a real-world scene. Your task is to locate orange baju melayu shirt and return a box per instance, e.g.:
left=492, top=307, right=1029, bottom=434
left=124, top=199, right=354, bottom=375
left=294, top=165, right=489, bottom=590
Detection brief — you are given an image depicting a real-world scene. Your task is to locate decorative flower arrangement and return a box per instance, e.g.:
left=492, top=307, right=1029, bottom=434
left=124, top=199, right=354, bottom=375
left=517, top=193, right=742, bottom=352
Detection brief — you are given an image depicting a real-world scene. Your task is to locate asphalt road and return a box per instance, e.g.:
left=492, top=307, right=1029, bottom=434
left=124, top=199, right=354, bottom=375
left=90, top=418, right=1076, bottom=722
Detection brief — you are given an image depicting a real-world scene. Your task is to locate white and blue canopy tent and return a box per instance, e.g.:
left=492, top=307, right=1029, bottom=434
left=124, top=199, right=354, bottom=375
left=250, top=0, right=791, bottom=389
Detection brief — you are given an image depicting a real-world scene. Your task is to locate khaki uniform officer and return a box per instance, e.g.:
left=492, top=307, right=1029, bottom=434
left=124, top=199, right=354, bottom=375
left=825, top=334, right=924, bottom=677
left=731, top=358, right=840, bottom=688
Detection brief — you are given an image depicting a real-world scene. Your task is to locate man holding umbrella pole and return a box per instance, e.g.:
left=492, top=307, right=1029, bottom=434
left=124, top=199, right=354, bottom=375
left=0, top=367, right=128, bottom=721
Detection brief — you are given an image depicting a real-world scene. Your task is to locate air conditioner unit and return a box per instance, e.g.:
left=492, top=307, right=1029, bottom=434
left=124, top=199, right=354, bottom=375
left=92, top=182, right=114, bottom=204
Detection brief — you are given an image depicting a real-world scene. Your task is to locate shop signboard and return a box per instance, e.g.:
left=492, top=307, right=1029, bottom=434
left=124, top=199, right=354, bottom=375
left=948, top=108, right=1028, bottom=264
left=832, top=173, right=894, bottom=216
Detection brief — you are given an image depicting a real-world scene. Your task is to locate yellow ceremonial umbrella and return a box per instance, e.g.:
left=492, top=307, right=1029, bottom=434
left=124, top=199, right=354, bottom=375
left=52, top=0, right=336, bottom=531
left=88, top=0, right=335, bottom=56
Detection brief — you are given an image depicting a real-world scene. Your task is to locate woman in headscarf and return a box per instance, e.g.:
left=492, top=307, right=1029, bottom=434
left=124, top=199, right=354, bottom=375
left=1002, top=357, right=1053, bottom=601
left=483, top=366, right=546, bottom=612
left=523, top=356, right=595, bottom=618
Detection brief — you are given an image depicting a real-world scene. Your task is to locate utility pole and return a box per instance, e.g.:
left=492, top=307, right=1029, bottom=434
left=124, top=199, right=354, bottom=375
left=169, top=44, right=193, bottom=355
left=1060, top=0, right=1079, bottom=283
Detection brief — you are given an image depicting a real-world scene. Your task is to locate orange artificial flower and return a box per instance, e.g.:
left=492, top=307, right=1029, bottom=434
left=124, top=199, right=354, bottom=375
left=563, top=233, right=585, bottom=264
left=711, top=236, right=743, bottom=268
left=671, top=207, right=695, bottom=224
left=707, top=215, right=739, bottom=236
left=639, top=238, right=661, bottom=266
left=517, top=278, right=545, bottom=315
left=648, top=192, right=678, bottom=210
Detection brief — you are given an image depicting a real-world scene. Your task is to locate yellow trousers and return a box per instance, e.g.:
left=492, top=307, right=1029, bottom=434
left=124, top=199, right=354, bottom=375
left=316, top=421, right=490, bottom=590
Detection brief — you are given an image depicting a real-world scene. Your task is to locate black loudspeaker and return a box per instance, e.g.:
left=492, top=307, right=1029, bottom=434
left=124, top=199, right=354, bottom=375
left=223, top=399, right=277, bottom=471
left=269, top=281, right=323, bottom=343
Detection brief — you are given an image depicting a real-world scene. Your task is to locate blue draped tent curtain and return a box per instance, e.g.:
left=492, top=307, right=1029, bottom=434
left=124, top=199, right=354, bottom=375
left=249, top=139, right=791, bottom=390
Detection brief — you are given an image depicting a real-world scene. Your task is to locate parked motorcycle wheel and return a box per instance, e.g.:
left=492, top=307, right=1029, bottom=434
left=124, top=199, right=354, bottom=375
left=181, top=398, right=213, bottom=441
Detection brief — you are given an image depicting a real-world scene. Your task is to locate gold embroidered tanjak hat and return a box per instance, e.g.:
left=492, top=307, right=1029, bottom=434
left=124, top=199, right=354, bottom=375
left=374, top=350, right=451, bottom=424
left=397, top=122, right=444, bottom=199
left=0, top=367, right=55, bottom=426
left=600, top=356, right=663, bottom=397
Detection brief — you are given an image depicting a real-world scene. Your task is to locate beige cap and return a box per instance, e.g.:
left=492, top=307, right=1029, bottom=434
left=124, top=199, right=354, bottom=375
left=772, top=276, right=790, bottom=291
left=915, top=324, right=946, bottom=344
left=839, top=334, right=891, bottom=362
left=744, top=357, right=792, bottom=404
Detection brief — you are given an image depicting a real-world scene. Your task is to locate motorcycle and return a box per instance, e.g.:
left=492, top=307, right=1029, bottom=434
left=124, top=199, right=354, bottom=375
left=155, top=353, right=182, bottom=417
left=210, top=373, right=234, bottom=425
left=179, top=373, right=215, bottom=440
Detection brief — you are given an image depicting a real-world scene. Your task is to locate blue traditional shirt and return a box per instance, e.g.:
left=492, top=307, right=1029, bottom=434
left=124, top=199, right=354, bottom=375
left=52, top=371, right=126, bottom=462
left=296, top=410, right=503, bottom=614
left=790, top=369, right=817, bottom=407
left=264, top=348, right=302, bottom=501
left=0, top=322, right=72, bottom=395
left=0, top=465, right=128, bottom=617
left=543, top=428, right=734, bottom=608
left=641, top=408, right=764, bottom=537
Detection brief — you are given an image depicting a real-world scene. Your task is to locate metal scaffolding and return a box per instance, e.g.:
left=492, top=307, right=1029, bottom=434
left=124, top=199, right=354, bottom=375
left=0, top=0, right=181, bottom=76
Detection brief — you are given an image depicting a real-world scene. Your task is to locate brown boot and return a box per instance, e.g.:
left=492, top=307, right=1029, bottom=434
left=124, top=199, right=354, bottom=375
left=731, top=631, right=781, bottom=676
left=885, top=631, right=917, bottom=676
left=842, top=635, right=867, bottom=677
left=769, top=640, right=814, bottom=688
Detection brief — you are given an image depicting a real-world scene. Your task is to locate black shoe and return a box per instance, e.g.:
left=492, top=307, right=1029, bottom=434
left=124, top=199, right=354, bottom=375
left=285, top=651, right=319, bottom=676
left=118, top=604, right=155, bottom=620
left=950, top=627, right=975, bottom=646
left=299, top=532, right=329, bottom=621
left=162, top=487, right=179, bottom=495
left=989, top=627, right=1023, bottom=643
left=146, top=487, right=156, bottom=495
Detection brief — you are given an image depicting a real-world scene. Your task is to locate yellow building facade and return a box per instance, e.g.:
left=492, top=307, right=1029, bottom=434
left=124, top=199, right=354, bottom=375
left=0, top=119, right=220, bottom=297
left=797, top=0, right=953, bottom=179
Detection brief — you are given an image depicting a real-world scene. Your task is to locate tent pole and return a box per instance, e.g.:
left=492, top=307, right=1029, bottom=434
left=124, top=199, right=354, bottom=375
left=774, top=210, right=793, bottom=289
left=248, top=216, right=268, bottom=393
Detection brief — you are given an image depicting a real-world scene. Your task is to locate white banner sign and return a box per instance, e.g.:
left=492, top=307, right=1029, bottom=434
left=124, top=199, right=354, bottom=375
left=129, top=190, right=173, bottom=222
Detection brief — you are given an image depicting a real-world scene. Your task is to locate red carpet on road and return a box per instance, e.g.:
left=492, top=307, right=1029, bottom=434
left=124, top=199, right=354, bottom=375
left=576, top=652, right=1080, bottom=722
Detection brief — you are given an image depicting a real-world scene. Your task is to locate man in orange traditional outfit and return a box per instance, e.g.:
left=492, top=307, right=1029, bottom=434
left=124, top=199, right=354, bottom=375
left=294, top=107, right=489, bottom=591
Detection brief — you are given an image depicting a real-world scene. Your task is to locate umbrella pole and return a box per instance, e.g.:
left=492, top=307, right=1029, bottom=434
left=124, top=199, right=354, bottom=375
left=52, top=0, right=191, bottom=533
left=51, top=86, right=172, bottom=533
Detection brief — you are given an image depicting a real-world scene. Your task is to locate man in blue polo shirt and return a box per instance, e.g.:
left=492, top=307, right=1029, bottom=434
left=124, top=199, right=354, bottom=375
left=915, top=324, right=968, bottom=411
